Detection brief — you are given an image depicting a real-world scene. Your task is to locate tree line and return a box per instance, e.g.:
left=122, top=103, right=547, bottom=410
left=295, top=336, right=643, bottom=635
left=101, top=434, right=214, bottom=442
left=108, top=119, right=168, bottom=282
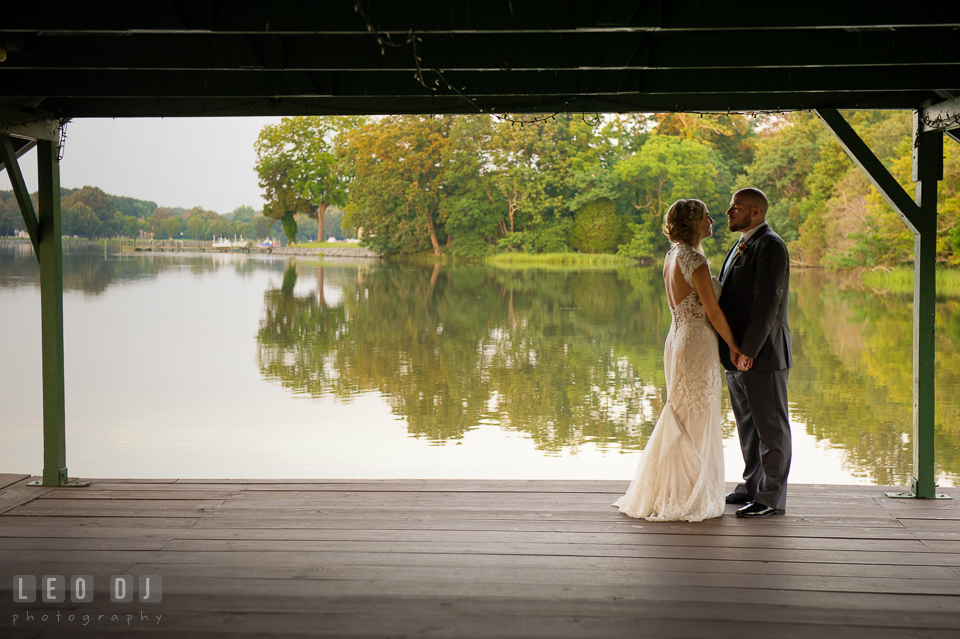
left=0, top=186, right=353, bottom=243
left=256, top=111, right=960, bottom=267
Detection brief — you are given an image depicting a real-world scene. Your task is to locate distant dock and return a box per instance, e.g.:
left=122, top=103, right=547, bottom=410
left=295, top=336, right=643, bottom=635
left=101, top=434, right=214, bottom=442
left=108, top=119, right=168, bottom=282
left=119, top=239, right=272, bottom=254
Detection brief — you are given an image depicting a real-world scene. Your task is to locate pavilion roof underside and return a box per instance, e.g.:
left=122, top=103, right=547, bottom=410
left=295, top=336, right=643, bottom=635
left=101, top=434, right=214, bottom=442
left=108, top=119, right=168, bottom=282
left=2, top=1, right=959, bottom=119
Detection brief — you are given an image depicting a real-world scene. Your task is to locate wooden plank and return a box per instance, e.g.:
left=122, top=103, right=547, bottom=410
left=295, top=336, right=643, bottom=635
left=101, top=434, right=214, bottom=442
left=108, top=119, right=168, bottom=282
left=218, top=491, right=905, bottom=507
left=3, top=513, right=929, bottom=539
left=183, top=514, right=912, bottom=533
left=0, top=537, right=170, bottom=551
left=55, top=482, right=249, bottom=492
left=147, top=538, right=956, bottom=567
left=3, top=594, right=960, bottom=635
left=34, top=594, right=960, bottom=630
left=0, top=534, right=947, bottom=573
left=1, top=610, right=957, bottom=639
left=62, top=575, right=960, bottom=615
left=6, top=549, right=954, bottom=584
left=0, top=478, right=55, bottom=515
left=73, top=478, right=180, bottom=484
left=900, top=518, right=960, bottom=531
left=10, top=499, right=909, bottom=526
left=919, top=540, right=960, bottom=553
left=0, top=474, right=30, bottom=490
left=37, top=490, right=243, bottom=500
left=174, top=478, right=632, bottom=491
left=0, top=524, right=935, bottom=552
left=8, top=500, right=226, bottom=517
left=0, top=516, right=201, bottom=529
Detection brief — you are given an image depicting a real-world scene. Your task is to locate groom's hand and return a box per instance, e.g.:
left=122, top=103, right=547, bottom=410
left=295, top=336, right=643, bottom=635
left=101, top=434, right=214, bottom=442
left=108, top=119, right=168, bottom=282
left=729, top=346, right=742, bottom=369
left=737, top=355, right=754, bottom=371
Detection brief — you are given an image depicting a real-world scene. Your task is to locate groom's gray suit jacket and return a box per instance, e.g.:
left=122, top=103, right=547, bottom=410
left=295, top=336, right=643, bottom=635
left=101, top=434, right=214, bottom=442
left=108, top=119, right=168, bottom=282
left=718, top=223, right=792, bottom=511
left=718, top=224, right=791, bottom=371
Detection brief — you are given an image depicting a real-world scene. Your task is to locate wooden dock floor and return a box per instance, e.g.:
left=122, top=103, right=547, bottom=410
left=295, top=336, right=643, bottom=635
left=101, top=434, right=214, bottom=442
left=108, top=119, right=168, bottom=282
left=1, top=475, right=959, bottom=638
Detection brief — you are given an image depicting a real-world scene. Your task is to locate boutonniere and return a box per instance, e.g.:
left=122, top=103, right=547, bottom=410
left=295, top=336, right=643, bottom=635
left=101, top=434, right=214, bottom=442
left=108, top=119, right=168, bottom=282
left=735, top=242, right=749, bottom=258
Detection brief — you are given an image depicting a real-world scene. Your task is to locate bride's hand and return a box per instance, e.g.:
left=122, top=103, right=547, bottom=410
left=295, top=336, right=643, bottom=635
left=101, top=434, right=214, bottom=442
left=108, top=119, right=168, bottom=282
left=738, top=355, right=754, bottom=371
left=729, top=345, right=743, bottom=368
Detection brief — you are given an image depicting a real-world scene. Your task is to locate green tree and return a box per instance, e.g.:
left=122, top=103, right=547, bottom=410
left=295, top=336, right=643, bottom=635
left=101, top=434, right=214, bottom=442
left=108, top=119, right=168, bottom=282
left=236, top=222, right=255, bottom=239
left=569, top=198, right=627, bottom=254
left=63, top=202, right=100, bottom=239
left=0, top=193, right=26, bottom=236
left=341, top=115, right=458, bottom=256
left=614, top=135, right=725, bottom=257
left=62, top=186, right=119, bottom=238
left=112, top=195, right=157, bottom=220
left=253, top=215, right=274, bottom=240
left=119, top=215, right=143, bottom=238
left=230, top=205, right=257, bottom=224
left=652, top=112, right=757, bottom=177
left=160, top=216, right=183, bottom=239
left=209, top=216, right=233, bottom=239
left=185, top=215, right=210, bottom=240
left=255, top=116, right=363, bottom=242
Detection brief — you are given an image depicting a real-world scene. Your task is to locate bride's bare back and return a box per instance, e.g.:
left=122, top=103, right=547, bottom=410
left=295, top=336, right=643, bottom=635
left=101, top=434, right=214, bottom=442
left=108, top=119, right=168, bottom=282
left=662, top=244, right=746, bottom=371
left=663, top=247, right=694, bottom=311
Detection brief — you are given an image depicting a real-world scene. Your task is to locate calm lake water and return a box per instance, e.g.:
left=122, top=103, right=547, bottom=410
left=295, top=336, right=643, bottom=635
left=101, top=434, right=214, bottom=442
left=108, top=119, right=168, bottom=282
left=1, top=243, right=958, bottom=486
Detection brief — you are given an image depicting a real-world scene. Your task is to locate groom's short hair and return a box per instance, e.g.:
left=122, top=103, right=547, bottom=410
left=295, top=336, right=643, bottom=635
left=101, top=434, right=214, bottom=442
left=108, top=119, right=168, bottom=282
left=737, top=187, right=768, bottom=216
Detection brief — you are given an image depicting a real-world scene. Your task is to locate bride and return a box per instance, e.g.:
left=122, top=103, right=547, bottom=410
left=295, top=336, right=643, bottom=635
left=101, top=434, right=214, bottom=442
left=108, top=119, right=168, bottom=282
left=614, top=199, right=744, bottom=522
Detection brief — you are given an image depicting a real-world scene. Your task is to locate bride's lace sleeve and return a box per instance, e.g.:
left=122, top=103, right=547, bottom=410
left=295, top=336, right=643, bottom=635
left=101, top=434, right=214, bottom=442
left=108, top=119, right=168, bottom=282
left=676, top=246, right=710, bottom=287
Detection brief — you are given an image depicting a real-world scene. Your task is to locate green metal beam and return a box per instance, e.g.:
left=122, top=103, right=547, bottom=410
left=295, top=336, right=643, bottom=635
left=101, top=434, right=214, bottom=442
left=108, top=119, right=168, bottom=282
left=910, top=114, right=944, bottom=499
left=816, top=108, right=950, bottom=499
left=814, top=108, right=921, bottom=232
left=41, top=90, right=936, bottom=118
left=4, top=1, right=960, bottom=33
left=3, top=66, right=959, bottom=99
left=0, top=135, right=38, bottom=166
left=35, top=139, right=68, bottom=487
left=6, top=29, right=960, bottom=72
left=817, top=108, right=949, bottom=500
left=0, top=133, right=41, bottom=259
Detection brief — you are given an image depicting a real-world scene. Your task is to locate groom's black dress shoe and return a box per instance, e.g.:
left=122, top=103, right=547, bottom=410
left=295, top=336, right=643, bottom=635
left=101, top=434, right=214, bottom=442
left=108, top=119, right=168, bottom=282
left=735, top=503, right=783, bottom=518
left=725, top=492, right=752, bottom=505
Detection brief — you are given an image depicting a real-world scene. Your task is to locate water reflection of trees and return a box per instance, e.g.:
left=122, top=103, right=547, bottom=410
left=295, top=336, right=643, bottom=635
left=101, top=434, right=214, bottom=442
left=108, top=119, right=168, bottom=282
left=258, top=262, right=960, bottom=484
left=789, top=270, right=960, bottom=485
left=257, top=262, right=676, bottom=451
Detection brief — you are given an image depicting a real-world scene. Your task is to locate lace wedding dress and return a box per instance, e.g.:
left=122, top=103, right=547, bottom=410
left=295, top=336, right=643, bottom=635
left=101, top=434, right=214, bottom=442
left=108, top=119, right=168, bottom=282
left=614, top=244, right=725, bottom=521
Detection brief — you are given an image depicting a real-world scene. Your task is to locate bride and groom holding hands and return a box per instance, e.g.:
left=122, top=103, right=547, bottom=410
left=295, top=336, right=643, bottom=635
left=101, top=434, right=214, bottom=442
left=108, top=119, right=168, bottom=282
left=615, top=187, right=792, bottom=521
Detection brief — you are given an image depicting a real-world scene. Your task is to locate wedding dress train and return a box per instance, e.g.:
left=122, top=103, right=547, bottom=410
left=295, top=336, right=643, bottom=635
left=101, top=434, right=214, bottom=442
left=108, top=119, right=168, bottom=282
left=614, top=244, right=725, bottom=522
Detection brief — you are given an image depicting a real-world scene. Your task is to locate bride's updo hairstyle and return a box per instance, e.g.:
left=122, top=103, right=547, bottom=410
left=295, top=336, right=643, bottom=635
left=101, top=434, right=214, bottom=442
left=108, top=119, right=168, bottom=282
left=663, top=199, right=708, bottom=247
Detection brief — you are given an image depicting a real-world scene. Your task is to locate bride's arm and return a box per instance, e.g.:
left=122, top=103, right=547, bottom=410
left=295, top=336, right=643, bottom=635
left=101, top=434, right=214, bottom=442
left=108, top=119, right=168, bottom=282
left=690, top=263, right=742, bottom=367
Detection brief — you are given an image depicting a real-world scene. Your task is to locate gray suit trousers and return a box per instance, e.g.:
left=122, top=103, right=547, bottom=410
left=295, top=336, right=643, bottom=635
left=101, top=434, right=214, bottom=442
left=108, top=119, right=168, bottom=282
left=725, top=369, right=791, bottom=511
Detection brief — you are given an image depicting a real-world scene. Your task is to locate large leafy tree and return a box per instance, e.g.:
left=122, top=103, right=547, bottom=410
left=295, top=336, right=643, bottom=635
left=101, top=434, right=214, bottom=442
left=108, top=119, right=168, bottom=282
left=62, top=186, right=120, bottom=238
left=255, top=116, right=363, bottom=243
left=614, top=134, right=726, bottom=257
left=341, top=115, right=462, bottom=256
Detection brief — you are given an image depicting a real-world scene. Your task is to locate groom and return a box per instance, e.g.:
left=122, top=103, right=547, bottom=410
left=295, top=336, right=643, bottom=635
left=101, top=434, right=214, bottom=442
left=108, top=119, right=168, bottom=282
left=718, top=188, right=792, bottom=518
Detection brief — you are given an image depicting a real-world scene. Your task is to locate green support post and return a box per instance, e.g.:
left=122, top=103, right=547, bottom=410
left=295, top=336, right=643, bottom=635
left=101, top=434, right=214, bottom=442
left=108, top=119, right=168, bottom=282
left=816, top=107, right=949, bottom=499
left=912, top=113, right=942, bottom=499
left=35, top=140, right=69, bottom=487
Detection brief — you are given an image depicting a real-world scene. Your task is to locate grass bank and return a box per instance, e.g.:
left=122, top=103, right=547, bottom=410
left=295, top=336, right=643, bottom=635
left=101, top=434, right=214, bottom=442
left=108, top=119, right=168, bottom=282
left=486, top=252, right=635, bottom=267
left=861, top=267, right=960, bottom=296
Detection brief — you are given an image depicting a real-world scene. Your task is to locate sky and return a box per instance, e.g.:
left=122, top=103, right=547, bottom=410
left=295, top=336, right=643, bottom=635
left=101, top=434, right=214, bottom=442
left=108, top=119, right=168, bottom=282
left=17, top=116, right=284, bottom=214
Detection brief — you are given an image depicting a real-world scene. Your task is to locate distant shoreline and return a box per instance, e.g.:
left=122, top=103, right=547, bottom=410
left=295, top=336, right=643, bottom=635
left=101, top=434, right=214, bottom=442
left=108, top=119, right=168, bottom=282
left=0, top=237, right=382, bottom=258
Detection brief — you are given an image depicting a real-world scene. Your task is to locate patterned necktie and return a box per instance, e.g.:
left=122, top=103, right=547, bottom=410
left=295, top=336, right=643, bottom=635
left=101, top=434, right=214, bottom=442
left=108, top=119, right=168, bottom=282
left=721, top=239, right=743, bottom=281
